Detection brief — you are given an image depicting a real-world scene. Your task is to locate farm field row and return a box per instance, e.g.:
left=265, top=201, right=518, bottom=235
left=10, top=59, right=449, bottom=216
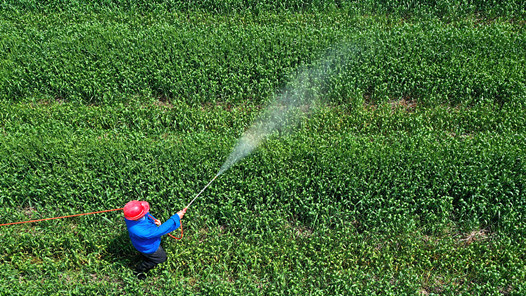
left=1, top=102, right=525, bottom=294
left=1, top=9, right=525, bottom=106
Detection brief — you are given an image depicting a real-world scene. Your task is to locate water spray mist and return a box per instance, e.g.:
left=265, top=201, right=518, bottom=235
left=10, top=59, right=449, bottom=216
left=185, top=44, right=354, bottom=209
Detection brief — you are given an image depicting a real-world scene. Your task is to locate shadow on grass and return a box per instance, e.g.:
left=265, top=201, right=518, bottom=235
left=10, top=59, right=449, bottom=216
left=104, top=231, right=141, bottom=270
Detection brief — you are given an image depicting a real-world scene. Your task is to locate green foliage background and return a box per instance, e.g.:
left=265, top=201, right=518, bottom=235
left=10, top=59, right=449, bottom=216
left=0, top=1, right=525, bottom=295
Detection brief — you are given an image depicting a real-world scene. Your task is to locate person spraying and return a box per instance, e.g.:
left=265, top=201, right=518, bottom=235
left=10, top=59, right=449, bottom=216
left=123, top=200, right=186, bottom=279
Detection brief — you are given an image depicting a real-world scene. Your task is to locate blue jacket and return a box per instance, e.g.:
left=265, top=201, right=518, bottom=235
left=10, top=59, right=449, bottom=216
left=125, top=212, right=181, bottom=254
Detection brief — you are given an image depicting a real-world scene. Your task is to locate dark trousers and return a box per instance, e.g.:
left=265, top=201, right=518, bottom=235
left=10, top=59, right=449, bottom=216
left=136, top=246, right=167, bottom=273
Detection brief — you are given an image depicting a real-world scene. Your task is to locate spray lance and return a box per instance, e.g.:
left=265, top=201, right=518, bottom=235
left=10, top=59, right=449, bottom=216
left=148, top=172, right=220, bottom=240
left=185, top=173, right=221, bottom=211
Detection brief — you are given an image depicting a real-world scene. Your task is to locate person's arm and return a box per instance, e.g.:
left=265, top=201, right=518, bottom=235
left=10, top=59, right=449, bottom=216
left=136, top=214, right=181, bottom=239
left=150, top=208, right=185, bottom=226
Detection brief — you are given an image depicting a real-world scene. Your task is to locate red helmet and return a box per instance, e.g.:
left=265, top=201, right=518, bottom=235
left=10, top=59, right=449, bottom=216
left=123, top=200, right=150, bottom=220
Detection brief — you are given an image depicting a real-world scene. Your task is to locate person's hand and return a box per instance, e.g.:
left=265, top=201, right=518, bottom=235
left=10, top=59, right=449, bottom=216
left=177, top=208, right=187, bottom=219
left=154, top=219, right=161, bottom=226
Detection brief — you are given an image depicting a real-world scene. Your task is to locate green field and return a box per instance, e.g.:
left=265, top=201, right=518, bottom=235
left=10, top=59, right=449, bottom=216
left=0, top=1, right=525, bottom=295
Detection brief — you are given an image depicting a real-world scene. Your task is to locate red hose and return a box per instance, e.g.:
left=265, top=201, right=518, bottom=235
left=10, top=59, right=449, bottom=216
left=0, top=208, right=123, bottom=226
left=1, top=208, right=184, bottom=240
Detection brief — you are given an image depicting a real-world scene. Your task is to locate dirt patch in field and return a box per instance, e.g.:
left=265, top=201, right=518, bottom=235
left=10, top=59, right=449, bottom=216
left=389, top=98, right=417, bottom=112
left=458, top=229, right=492, bottom=246
left=22, top=207, right=38, bottom=219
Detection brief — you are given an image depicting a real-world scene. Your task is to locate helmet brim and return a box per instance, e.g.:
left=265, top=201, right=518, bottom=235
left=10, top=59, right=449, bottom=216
left=124, top=200, right=150, bottom=220
left=140, top=201, right=150, bottom=215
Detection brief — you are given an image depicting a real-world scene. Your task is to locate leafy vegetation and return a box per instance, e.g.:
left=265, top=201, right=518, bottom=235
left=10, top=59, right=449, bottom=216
left=1, top=6, right=524, bottom=106
left=0, top=1, right=525, bottom=295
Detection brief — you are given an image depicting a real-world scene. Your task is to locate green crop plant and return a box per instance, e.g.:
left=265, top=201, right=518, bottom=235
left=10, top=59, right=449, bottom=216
left=1, top=1, right=525, bottom=295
